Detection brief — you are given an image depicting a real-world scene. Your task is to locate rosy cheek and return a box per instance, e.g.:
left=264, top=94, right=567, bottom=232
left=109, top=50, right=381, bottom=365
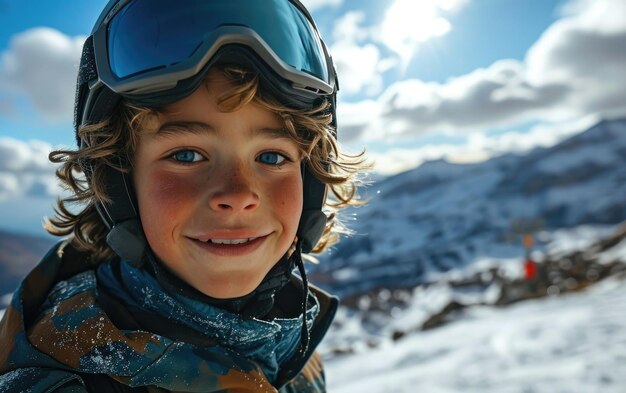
left=137, top=170, right=199, bottom=238
left=271, top=176, right=303, bottom=229
left=148, top=172, right=192, bottom=208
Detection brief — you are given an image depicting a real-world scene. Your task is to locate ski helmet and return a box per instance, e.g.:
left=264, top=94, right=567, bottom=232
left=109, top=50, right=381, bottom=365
left=74, top=0, right=339, bottom=264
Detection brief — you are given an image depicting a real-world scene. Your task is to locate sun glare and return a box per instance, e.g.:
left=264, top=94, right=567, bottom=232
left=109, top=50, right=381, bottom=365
left=381, top=0, right=457, bottom=64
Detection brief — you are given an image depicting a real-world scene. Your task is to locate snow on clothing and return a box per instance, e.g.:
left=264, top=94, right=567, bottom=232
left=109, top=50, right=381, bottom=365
left=0, top=242, right=337, bottom=392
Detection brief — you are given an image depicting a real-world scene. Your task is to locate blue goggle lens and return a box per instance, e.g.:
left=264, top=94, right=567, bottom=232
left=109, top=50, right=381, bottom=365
left=107, top=0, right=329, bottom=83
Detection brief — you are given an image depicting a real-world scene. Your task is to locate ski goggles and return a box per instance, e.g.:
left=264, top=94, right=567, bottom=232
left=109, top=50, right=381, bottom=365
left=91, top=0, right=336, bottom=97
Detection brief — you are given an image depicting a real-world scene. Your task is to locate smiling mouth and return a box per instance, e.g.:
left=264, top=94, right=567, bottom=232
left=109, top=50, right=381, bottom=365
left=189, top=234, right=269, bottom=256
left=205, top=237, right=259, bottom=245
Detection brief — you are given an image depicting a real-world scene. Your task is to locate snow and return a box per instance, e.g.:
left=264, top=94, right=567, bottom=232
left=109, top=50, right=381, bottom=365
left=324, top=276, right=626, bottom=393
left=541, top=225, right=618, bottom=258
left=599, top=238, right=626, bottom=265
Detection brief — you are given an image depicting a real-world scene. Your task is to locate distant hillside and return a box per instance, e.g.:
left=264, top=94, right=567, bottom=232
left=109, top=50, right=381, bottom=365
left=311, top=118, right=626, bottom=297
left=0, top=230, right=55, bottom=296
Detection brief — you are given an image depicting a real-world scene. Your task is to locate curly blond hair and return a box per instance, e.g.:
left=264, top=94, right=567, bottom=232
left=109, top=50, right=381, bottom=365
left=46, top=65, right=368, bottom=264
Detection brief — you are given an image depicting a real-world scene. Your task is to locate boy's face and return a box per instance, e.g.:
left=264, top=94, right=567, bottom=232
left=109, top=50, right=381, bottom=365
left=133, top=69, right=303, bottom=299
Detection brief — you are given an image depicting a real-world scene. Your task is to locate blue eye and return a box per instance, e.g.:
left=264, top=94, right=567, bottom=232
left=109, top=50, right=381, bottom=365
left=258, top=152, right=287, bottom=165
left=172, top=150, right=203, bottom=163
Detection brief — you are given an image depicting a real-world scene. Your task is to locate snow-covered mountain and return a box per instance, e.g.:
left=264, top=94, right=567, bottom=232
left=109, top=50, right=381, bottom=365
left=311, top=118, right=626, bottom=297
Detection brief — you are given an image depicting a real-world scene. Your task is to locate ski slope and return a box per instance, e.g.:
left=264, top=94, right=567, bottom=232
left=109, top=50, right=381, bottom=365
left=325, top=276, right=626, bottom=393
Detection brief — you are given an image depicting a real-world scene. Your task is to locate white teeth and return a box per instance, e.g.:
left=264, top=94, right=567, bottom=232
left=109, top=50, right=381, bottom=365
left=208, top=237, right=257, bottom=245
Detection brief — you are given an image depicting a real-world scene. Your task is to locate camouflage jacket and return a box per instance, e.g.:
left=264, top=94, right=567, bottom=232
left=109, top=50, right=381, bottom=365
left=0, top=242, right=338, bottom=392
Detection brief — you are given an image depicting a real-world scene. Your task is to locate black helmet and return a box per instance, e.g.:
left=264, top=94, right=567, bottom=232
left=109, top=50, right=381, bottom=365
left=74, top=0, right=339, bottom=264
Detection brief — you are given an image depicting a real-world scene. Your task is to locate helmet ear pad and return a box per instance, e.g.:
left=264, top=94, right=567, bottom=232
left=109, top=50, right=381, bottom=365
left=297, top=164, right=327, bottom=253
left=297, top=210, right=327, bottom=253
left=95, top=165, right=147, bottom=267
left=105, top=216, right=146, bottom=267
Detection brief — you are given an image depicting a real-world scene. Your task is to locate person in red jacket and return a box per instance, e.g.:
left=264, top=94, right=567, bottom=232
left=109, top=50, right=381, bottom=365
left=524, top=258, right=538, bottom=280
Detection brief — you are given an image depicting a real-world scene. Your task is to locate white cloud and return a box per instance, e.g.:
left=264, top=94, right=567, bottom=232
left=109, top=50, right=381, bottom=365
left=301, top=0, right=343, bottom=11
left=332, top=11, right=368, bottom=43
left=367, top=116, right=598, bottom=175
left=332, top=41, right=382, bottom=96
left=328, top=2, right=466, bottom=96
left=0, top=173, right=19, bottom=200
left=342, top=0, right=626, bottom=144
left=0, top=138, right=60, bottom=201
left=0, top=137, right=52, bottom=173
left=336, top=99, right=383, bottom=142
left=375, top=0, right=467, bottom=66
left=327, top=0, right=469, bottom=97
left=368, top=147, right=444, bottom=176
left=376, top=59, right=569, bottom=136
left=525, top=0, right=626, bottom=117
left=464, top=115, right=600, bottom=157
left=330, top=12, right=384, bottom=96
left=0, top=27, right=85, bottom=121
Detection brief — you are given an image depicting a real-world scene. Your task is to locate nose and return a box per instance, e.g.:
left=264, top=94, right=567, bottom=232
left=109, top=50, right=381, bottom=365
left=209, top=163, right=260, bottom=213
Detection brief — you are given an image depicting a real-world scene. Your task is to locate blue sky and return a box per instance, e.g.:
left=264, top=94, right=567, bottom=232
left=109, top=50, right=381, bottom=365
left=0, top=0, right=561, bottom=144
left=1, top=0, right=625, bottom=236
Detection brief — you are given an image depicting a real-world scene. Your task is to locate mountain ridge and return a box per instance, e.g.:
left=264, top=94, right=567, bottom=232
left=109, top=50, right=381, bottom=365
left=311, top=118, right=626, bottom=297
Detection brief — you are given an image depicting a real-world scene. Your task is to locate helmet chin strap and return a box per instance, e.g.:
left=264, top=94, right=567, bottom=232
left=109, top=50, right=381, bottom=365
left=293, top=238, right=311, bottom=355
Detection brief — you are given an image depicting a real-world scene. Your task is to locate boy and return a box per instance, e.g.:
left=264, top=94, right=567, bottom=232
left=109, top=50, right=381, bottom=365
left=0, top=1, right=365, bottom=392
